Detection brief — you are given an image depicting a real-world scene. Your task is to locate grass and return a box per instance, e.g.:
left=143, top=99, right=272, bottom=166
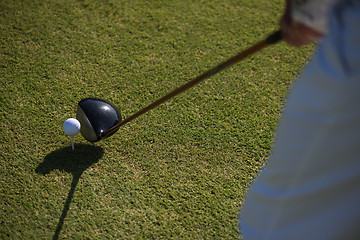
left=1, top=0, right=314, bottom=239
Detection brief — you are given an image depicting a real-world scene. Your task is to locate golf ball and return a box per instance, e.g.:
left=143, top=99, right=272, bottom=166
left=63, top=118, right=81, bottom=136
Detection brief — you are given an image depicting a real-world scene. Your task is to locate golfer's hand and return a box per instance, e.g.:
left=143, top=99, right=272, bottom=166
left=280, top=18, right=323, bottom=47
left=280, top=0, right=323, bottom=47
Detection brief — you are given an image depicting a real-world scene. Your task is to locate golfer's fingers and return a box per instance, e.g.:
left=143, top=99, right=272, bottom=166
left=280, top=19, right=323, bottom=47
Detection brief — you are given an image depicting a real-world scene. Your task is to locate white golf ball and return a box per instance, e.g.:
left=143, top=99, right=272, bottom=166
left=63, top=118, right=81, bottom=136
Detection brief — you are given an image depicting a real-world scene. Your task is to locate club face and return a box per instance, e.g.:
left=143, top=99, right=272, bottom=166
left=76, top=98, right=121, bottom=142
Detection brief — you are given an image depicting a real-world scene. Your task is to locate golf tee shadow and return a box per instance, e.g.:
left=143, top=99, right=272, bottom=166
left=36, top=144, right=104, bottom=240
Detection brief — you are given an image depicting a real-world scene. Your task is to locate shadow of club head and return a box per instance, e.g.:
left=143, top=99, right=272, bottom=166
left=36, top=144, right=104, bottom=176
left=36, top=144, right=104, bottom=240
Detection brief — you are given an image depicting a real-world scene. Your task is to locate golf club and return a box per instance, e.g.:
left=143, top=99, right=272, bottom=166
left=77, top=30, right=282, bottom=142
left=77, top=98, right=121, bottom=142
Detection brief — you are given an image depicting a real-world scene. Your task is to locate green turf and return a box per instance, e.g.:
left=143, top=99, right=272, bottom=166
left=0, top=0, right=314, bottom=239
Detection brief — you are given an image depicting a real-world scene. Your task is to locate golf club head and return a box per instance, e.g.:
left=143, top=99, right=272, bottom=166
left=76, top=98, right=121, bottom=142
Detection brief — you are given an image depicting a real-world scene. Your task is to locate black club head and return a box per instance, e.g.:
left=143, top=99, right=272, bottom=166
left=76, top=98, right=121, bottom=142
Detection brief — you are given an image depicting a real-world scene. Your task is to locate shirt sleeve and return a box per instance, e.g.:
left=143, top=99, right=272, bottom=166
left=291, top=0, right=343, bottom=34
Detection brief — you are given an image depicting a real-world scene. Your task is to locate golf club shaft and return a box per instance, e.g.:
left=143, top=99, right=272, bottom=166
left=102, top=30, right=282, bottom=137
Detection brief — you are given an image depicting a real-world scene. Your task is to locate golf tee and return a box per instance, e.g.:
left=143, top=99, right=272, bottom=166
left=71, top=136, right=74, bottom=150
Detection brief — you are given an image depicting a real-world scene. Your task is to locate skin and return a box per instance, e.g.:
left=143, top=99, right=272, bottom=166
left=280, top=0, right=324, bottom=47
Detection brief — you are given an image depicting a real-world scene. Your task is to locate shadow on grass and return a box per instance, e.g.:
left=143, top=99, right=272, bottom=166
left=36, top=144, right=104, bottom=240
